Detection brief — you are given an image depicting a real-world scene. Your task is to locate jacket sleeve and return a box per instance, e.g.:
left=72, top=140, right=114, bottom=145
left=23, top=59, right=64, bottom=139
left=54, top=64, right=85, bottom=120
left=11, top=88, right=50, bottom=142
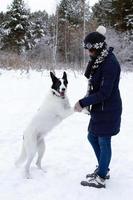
left=79, top=58, right=119, bottom=108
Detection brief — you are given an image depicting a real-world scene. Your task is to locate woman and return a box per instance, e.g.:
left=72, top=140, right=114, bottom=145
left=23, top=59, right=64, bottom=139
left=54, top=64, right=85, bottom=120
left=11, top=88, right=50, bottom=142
left=74, top=26, right=122, bottom=189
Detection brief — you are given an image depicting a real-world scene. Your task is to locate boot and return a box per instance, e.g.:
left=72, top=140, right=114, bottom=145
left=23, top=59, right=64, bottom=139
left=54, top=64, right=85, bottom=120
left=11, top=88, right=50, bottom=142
left=86, top=167, right=110, bottom=180
left=81, top=174, right=106, bottom=188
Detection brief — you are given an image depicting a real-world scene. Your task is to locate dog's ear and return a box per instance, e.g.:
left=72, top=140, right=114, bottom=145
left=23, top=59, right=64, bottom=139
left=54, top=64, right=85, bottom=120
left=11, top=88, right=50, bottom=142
left=62, top=71, right=68, bottom=84
left=62, top=71, right=67, bottom=81
left=50, top=71, right=58, bottom=82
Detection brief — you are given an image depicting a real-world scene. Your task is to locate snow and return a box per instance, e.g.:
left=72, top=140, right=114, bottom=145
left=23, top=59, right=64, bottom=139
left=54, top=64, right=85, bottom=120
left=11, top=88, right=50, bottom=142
left=3, top=28, right=11, bottom=35
left=14, top=24, right=24, bottom=30
left=11, top=17, right=17, bottom=21
left=0, top=69, right=133, bottom=199
left=22, top=15, right=28, bottom=19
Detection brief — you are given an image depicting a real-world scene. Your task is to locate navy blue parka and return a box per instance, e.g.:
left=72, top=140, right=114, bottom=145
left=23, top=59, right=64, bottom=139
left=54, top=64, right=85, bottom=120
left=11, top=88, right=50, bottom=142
left=79, top=47, right=122, bottom=137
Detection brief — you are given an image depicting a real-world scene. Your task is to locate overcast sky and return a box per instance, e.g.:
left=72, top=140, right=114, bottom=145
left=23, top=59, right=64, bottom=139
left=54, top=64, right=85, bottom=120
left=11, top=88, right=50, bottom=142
left=0, top=0, right=99, bottom=14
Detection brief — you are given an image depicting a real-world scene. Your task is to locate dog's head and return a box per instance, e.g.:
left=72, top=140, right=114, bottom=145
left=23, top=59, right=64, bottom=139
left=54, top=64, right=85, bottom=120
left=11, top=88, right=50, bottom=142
left=50, top=71, right=68, bottom=98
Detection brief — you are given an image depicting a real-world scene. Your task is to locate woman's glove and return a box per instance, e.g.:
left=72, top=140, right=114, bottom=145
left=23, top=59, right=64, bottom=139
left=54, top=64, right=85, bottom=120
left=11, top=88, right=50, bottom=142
left=74, top=101, right=83, bottom=112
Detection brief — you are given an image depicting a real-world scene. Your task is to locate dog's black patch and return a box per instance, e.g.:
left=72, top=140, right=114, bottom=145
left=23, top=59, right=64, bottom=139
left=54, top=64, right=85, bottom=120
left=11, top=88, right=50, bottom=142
left=52, top=79, right=61, bottom=93
left=50, top=72, right=61, bottom=93
left=62, top=71, right=68, bottom=87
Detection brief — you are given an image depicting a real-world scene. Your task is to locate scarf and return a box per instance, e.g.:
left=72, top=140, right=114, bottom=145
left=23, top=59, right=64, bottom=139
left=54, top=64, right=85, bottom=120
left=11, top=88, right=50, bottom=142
left=84, top=46, right=109, bottom=112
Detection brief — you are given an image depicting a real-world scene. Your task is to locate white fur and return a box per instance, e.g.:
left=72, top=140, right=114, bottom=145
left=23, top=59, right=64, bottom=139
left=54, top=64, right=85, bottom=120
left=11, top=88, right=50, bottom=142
left=59, top=79, right=66, bottom=92
left=15, top=90, right=74, bottom=179
left=96, top=25, right=106, bottom=35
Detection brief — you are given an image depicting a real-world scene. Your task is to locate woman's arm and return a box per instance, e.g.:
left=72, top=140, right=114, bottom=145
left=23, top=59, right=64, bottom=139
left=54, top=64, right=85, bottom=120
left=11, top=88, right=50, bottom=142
left=79, top=58, right=119, bottom=108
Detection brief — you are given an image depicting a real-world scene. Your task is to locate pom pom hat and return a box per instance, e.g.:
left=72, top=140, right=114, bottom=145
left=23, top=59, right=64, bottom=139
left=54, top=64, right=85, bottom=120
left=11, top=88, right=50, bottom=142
left=96, top=25, right=107, bottom=35
left=84, top=25, right=107, bottom=50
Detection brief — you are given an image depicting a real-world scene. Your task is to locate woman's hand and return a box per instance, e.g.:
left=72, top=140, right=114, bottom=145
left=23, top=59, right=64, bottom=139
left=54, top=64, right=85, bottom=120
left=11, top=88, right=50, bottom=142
left=74, top=101, right=83, bottom=112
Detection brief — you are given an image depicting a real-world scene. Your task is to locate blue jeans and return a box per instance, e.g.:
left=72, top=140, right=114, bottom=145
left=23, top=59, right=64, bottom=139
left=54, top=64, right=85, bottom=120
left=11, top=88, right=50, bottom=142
left=88, top=131, right=112, bottom=178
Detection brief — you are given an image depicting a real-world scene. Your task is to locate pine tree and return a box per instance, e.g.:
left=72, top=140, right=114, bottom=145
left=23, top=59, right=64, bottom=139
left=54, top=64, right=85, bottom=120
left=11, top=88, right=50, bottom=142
left=92, top=0, right=133, bottom=31
left=0, top=12, right=5, bottom=39
left=1, top=0, right=32, bottom=53
left=33, top=21, right=45, bottom=41
left=30, top=10, right=48, bottom=44
left=57, top=0, right=90, bottom=65
left=92, top=0, right=113, bottom=26
left=112, top=0, right=133, bottom=31
left=0, top=12, right=5, bottom=24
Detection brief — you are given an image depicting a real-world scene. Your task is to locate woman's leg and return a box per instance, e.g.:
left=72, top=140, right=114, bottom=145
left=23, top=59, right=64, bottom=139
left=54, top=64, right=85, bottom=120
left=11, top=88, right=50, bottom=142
left=97, top=136, right=112, bottom=178
left=87, top=132, right=100, bottom=164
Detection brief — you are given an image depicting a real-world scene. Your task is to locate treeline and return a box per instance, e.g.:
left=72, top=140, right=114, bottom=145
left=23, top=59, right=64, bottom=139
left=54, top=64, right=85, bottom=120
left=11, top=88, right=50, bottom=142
left=92, top=0, right=133, bottom=32
left=0, top=0, right=132, bottom=71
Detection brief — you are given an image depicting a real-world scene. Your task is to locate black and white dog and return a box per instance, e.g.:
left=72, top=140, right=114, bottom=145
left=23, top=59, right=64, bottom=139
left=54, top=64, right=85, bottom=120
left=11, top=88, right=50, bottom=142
left=15, top=72, right=74, bottom=178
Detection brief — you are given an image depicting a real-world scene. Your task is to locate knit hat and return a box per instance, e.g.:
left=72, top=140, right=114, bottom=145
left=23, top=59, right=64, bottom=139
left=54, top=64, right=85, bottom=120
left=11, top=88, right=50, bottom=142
left=84, top=26, right=107, bottom=50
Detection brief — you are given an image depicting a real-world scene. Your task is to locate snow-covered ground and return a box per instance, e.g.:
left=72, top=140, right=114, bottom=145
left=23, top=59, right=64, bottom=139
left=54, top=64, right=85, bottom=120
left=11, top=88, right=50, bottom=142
left=0, top=69, right=133, bottom=200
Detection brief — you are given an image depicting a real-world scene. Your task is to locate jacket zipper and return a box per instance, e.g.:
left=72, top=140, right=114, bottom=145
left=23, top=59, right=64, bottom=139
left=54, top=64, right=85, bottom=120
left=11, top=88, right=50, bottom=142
left=101, top=77, right=104, bottom=111
left=102, top=101, right=104, bottom=111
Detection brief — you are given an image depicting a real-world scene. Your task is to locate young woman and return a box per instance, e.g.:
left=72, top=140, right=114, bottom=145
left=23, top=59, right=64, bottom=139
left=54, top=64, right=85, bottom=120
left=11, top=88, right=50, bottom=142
left=74, top=26, right=122, bottom=188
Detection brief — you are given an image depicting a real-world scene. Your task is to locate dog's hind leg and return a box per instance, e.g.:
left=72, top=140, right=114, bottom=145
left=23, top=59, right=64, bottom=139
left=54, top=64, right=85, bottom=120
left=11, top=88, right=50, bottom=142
left=25, top=154, right=35, bottom=179
left=36, top=138, right=45, bottom=169
left=24, top=139, right=37, bottom=179
left=15, top=142, right=26, bottom=167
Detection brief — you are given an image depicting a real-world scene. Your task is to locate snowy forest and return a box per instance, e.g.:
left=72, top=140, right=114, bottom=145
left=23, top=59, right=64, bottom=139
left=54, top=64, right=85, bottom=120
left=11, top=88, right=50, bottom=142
left=0, top=0, right=133, bottom=198
left=0, top=0, right=133, bottom=71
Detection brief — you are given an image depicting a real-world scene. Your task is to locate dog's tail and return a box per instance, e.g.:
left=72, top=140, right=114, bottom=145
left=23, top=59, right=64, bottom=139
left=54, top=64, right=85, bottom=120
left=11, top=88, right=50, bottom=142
left=15, top=140, right=27, bottom=167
